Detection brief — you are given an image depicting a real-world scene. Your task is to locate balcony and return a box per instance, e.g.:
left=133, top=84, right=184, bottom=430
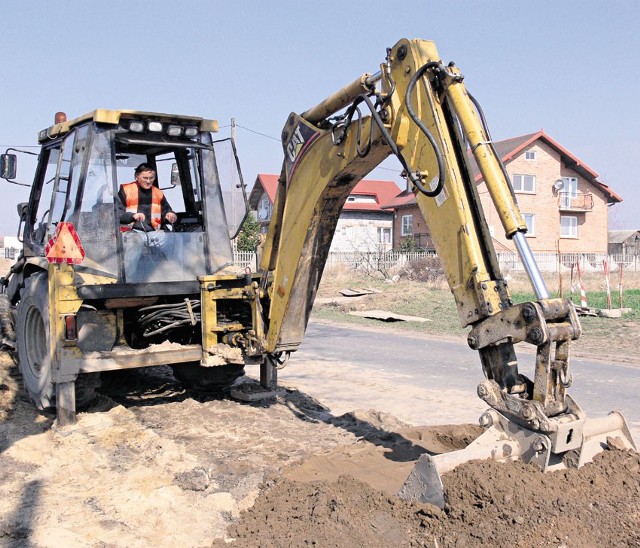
left=558, top=191, right=593, bottom=212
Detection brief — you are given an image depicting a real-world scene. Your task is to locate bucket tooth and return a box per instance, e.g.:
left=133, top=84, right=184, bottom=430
left=398, top=454, right=445, bottom=508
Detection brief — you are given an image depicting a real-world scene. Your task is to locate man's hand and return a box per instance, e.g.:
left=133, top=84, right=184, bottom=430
left=165, top=212, right=177, bottom=224
left=133, top=212, right=146, bottom=222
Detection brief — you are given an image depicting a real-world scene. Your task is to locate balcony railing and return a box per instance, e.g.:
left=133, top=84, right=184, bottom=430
left=558, top=191, right=593, bottom=212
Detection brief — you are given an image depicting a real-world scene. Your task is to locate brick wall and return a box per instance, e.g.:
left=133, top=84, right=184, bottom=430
left=391, top=204, right=434, bottom=250
left=479, top=141, right=609, bottom=253
left=392, top=141, right=611, bottom=255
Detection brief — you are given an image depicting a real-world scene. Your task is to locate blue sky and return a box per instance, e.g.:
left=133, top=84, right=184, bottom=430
left=1, top=1, right=638, bottom=235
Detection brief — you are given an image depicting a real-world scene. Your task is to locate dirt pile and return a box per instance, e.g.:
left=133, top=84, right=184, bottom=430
left=223, top=449, right=640, bottom=546
left=1, top=351, right=639, bottom=547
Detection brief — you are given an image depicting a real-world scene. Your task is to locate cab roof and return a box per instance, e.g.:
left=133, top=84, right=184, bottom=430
left=38, top=109, right=218, bottom=143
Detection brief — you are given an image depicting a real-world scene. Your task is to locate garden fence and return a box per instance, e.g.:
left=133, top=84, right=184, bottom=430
left=233, top=250, right=640, bottom=273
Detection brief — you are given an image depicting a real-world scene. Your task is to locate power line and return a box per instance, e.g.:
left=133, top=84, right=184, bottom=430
left=3, top=127, right=404, bottom=177
left=232, top=122, right=404, bottom=176
left=235, top=124, right=280, bottom=142
left=375, top=165, right=403, bottom=174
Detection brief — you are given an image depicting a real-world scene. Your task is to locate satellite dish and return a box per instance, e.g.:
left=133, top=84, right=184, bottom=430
left=553, top=179, right=565, bottom=191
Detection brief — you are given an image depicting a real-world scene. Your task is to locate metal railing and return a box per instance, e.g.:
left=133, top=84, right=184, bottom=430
left=234, top=250, right=259, bottom=270
left=235, top=250, right=640, bottom=273
left=496, top=251, right=640, bottom=272
left=558, top=191, right=594, bottom=212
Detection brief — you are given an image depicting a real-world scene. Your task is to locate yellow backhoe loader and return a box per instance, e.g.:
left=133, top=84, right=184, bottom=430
left=0, top=39, right=635, bottom=507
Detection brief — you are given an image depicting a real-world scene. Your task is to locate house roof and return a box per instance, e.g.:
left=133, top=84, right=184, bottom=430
left=343, top=179, right=402, bottom=212
left=248, top=174, right=279, bottom=209
left=608, top=230, right=640, bottom=244
left=381, top=190, right=415, bottom=210
left=382, top=130, right=623, bottom=210
left=249, top=174, right=401, bottom=212
left=472, top=130, right=622, bottom=204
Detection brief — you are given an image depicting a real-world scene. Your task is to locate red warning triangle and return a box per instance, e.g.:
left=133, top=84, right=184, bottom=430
left=45, top=222, right=85, bottom=264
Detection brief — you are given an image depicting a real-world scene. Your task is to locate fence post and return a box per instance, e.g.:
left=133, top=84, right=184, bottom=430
left=570, top=263, right=574, bottom=302
left=603, top=259, right=611, bottom=309
left=576, top=261, right=588, bottom=308
left=556, top=242, right=562, bottom=297
left=618, top=262, right=624, bottom=308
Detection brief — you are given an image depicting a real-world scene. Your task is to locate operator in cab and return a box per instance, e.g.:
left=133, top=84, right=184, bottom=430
left=117, top=163, right=180, bottom=280
left=118, top=163, right=177, bottom=231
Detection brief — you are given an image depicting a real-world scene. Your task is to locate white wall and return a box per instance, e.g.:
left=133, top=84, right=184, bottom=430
left=329, top=212, right=393, bottom=253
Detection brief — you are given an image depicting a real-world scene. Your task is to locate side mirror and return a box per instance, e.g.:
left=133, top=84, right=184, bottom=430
left=1, top=154, right=17, bottom=180
left=17, top=202, right=27, bottom=218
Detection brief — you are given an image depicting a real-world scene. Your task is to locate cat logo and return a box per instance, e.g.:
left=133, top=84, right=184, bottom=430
left=284, top=122, right=319, bottom=177
left=286, top=125, right=305, bottom=164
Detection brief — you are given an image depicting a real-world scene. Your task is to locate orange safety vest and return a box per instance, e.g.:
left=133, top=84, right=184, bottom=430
left=122, top=182, right=163, bottom=229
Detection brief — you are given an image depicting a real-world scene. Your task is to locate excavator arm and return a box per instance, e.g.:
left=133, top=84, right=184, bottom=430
left=260, top=38, right=635, bottom=505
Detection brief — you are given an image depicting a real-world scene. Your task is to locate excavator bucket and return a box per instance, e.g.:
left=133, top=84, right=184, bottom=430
left=399, top=408, right=637, bottom=508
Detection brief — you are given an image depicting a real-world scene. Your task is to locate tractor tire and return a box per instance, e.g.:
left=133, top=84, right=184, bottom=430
left=16, top=273, right=101, bottom=411
left=171, top=362, right=245, bottom=392
left=16, top=272, right=54, bottom=410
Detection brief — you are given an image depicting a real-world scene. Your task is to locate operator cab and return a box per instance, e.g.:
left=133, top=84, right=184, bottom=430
left=11, top=110, right=248, bottom=284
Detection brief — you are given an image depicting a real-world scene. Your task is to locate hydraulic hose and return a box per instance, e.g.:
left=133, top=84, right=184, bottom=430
left=403, top=62, right=447, bottom=197
left=328, top=61, right=446, bottom=197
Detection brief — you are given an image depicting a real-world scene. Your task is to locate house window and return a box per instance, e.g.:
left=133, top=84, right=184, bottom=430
left=512, top=174, right=535, bottom=193
left=257, top=194, right=272, bottom=221
left=560, top=177, right=578, bottom=208
left=523, top=213, right=535, bottom=236
left=560, top=215, right=578, bottom=238
left=377, top=227, right=391, bottom=244
left=347, top=194, right=377, bottom=203
left=401, top=215, right=413, bottom=236
left=525, top=151, right=537, bottom=160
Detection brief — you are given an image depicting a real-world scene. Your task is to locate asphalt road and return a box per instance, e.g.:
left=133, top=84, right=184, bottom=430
left=273, top=320, right=639, bottom=445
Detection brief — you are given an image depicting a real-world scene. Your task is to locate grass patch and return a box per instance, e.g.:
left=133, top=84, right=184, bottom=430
left=313, top=266, right=640, bottom=362
left=313, top=286, right=465, bottom=338
left=511, top=289, right=640, bottom=316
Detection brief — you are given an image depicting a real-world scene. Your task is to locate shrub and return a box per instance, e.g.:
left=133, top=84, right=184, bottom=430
left=400, top=256, right=446, bottom=284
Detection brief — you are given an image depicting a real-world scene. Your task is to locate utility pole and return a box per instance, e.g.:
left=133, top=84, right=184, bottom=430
left=231, top=118, right=237, bottom=234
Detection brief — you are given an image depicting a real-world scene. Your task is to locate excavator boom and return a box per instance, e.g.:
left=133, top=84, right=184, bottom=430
left=261, top=38, right=636, bottom=506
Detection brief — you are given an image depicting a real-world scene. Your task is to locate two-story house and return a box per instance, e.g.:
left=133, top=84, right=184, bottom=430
left=383, top=191, right=433, bottom=250
left=248, top=174, right=401, bottom=252
left=248, top=174, right=279, bottom=232
left=387, top=131, right=622, bottom=253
